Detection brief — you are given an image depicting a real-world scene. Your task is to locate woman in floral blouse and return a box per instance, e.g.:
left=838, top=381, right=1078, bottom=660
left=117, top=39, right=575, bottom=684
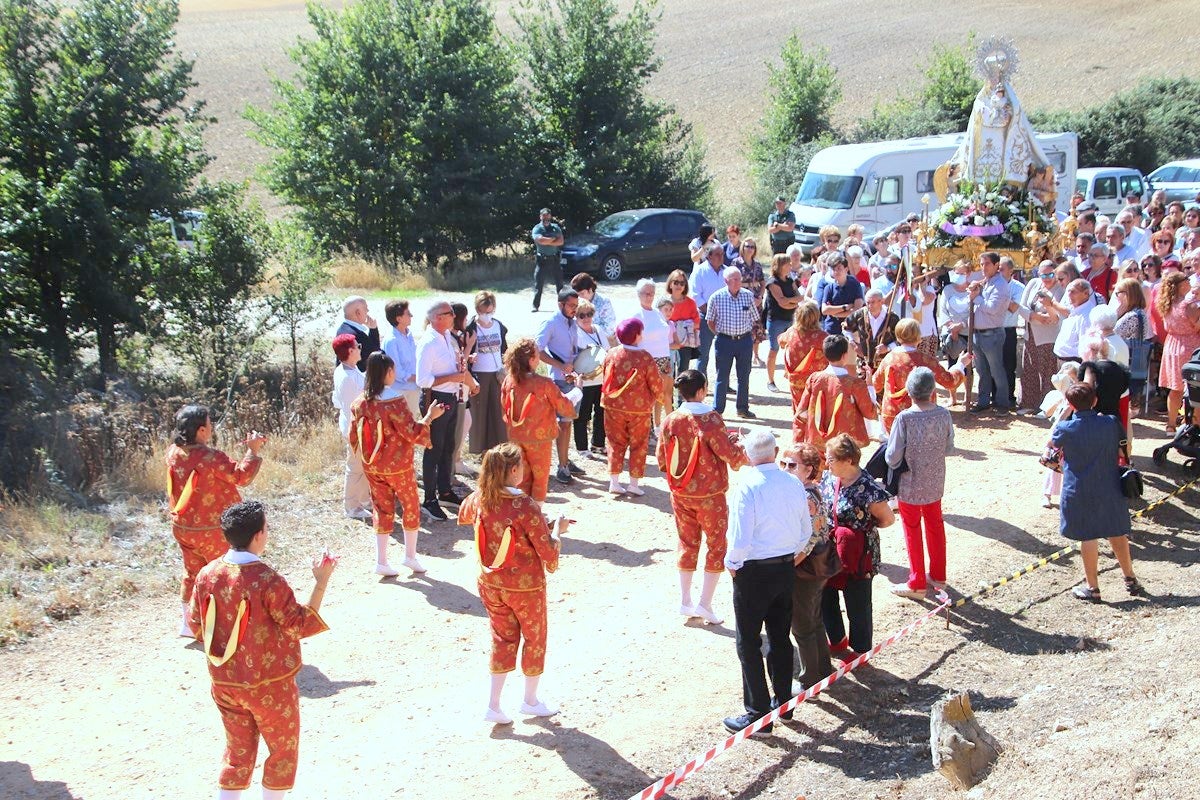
left=731, top=237, right=767, bottom=365
left=819, top=433, right=895, bottom=658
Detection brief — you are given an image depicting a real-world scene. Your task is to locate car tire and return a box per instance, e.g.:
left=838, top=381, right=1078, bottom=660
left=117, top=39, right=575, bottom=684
left=601, top=253, right=624, bottom=281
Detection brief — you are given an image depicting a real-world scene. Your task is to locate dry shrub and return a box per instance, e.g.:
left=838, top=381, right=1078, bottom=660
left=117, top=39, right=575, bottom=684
left=426, top=256, right=528, bottom=291
left=330, top=255, right=395, bottom=291
left=255, top=424, right=344, bottom=495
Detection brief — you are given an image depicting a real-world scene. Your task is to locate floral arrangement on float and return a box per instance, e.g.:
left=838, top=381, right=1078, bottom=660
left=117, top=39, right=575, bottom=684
left=929, top=183, right=1057, bottom=251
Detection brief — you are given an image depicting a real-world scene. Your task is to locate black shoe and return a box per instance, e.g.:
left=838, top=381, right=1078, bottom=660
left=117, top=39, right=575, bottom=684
left=437, top=491, right=463, bottom=507
left=771, top=698, right=794, bottom=721
left=422, top=500, right=448, bottom=521
left=736, top=409, right=757, bottom=419
left=968, top=403, right=993, bottom=414
left=723, top=712, right=771, bottom=736
left=566, top=460, right=585, bottom=476
left=554, top=466, right=574, bottom=485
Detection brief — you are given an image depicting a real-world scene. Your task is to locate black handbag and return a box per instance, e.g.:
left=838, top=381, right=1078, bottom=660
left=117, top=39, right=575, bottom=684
left=865, top=443, right=907, bottom=495
left=1119, top=440, right=1143, bottom=499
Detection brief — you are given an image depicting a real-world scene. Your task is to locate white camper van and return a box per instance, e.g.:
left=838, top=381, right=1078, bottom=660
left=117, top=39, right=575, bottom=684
left=788, top=132, right=1078, bottom=252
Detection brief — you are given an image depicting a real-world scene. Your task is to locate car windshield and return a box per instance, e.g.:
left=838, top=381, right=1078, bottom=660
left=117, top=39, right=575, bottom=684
left=593, top=213, right=639, bottom=237
left=795, top=173, right=863, bottom=210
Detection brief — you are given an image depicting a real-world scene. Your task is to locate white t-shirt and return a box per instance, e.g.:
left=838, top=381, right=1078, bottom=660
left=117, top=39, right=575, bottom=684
left=575, top=323, right=612, bottom=388
left=634, top=307, right=671, bottom=359
left=331, top=363, right=364, bottom=439
left=473, top=321, right=504, bottom=373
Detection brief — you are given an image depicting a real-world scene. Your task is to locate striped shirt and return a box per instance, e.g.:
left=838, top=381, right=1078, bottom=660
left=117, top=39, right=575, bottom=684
left=705, top=287, right=757, bottom=336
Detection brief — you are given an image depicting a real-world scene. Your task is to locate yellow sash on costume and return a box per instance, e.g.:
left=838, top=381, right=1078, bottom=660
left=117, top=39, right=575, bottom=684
left=168, top=471, right=197, bottom=515
left=666, top=431, right=701, bottom=485
left=813, top=392, right=845, bottom=438
left=202, top=595, right=248, bottom=667
left=604, top=370, right=637, bottom=399
left=356, top=418, right=384, bottom=466
left=505, top=389, right=534, bottom=428
left=786, top=345, right=817, bottom=376
left=884, top=366, right=908, bottom=400
left=475, top=520, right=514, bottom=573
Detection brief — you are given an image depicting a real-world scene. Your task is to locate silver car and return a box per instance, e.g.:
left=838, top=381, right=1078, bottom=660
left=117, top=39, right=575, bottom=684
left=1147, top=159, right=1200, bottom=205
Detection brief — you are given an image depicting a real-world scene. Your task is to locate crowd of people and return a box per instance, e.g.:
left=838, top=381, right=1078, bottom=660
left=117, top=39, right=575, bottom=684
left=166, top=195, right=1200, bottom=797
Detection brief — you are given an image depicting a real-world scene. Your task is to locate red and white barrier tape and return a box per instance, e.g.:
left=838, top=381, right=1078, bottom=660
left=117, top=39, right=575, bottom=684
left=628, top=590, right=951, bottom=800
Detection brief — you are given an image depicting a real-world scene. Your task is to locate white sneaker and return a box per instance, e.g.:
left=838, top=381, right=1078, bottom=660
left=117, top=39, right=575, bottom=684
left=519, top=700, right=558, bottom=717
left=484, top=707, right=512, bottom=725
left=178, top=615, right=194, bottom=638
left=889, top=582, right=925, bottom=600
left=607, top=482, right=627, bottom=495
left=347, top=508, right=373, bottom=522
left=402, top=557, right=427, bottom=574
left=625, top=484, right=645, bottom=497
left=694, top=605, right=724, bottom=625
left=374, top=563, right=400, bottom=577
left=679, top=604, right=699, bottom=618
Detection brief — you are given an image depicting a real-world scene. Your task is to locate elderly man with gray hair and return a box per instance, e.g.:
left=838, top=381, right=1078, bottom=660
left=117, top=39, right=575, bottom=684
left=721, top=429, right=812, bottom=735
left=885, top=367, right=955, bottom=600
left=706, top=265, right=760, bottom=419
left=415, top=300, right=473, bottom=520
left=335, top=295, right=380, bottom=371
left=844, top=286, right=899, bottom=374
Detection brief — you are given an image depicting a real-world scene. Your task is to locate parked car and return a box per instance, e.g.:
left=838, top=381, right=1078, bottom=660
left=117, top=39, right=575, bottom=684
left=559, top=208, right=709, bottom=281
left=1075, top=167, right=1145, bottom=216
left=152, top=209, right=205, bottom=251
left=1147, top=159, right=1200, bottom=205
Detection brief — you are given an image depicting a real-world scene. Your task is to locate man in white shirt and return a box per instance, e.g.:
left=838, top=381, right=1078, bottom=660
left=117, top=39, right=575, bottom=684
left=999, top=257, right=1026, bottom=409
left=722, top=430, right=811, bottom=736
left=1052, top=279, right=1099, bottom=365
left=1115, top=209, right=1149, bottom=259
left=690, top=245, right=727, bottom=374
left=331, top=334, right=372, bottom=521
left=1103, top=226, right=1136, bottom=269
left=416, top=300, right=472, bottom=521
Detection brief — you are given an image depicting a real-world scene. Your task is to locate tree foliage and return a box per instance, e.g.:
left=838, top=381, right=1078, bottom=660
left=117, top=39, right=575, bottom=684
left=162, top=182, right=274, bottom=388
left=268, top=222, right=331, bottom=388
left=251, top=0, right=531, bottom=270
left=751, top=35, right=841, bottom=172
left=515, top=0, right=712, bottom=228
left=0, top=0, right=209, bottom=376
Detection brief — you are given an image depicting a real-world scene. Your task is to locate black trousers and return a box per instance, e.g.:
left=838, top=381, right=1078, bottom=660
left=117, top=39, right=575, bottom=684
left=732, top=559, right=795, bottom=717
left=791, top=576, right=833, bottom=689
left=821, top=577, right=873, bottom=654
left=1002, top=325, right=1018, bottom=407
left=421, top=391, right=459, bottom=502
left=573, top=384, right=605, bottom=451
left=532, top=254, right=563, bottom=310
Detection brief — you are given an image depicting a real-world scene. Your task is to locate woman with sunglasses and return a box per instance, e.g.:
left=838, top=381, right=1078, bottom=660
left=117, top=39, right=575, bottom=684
left=1016, top=259, right=1067, bottom=411
left=731, top=238, right=768, bottom=367
left=1139, top=254, right=1163, bottom=290
left=779, top=442, right=834, bottom=689
left=764, top=253, right=801, bottom=392
left=665, top=268, right=701, bottom=370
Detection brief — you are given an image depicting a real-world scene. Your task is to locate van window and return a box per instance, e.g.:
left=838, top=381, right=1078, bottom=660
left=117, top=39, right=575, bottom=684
left=878, top=176, right=901, bottom=206
left=1075, top=178, right=1087, bottom=196
left=1151, top=166, right=1178, bottom=183
left=1094, top=177, right=1118, bottom=200
left=1046, top=152, right=1067, bottom=175
left=916, top=170, right=934, bottom=194
left=664, top=214, right=698, bottom=241
left=1178, top=168, right=1199, bottom=182
left=797, top=173, right=864, bottom=210
left=632, top=216, right=664, bottom=239
left=1119, top=175, right=1144, bottom=199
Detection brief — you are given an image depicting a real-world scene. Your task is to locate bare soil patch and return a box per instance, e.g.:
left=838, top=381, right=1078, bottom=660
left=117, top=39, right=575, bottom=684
left=2, top=281, right=1198, bottom=799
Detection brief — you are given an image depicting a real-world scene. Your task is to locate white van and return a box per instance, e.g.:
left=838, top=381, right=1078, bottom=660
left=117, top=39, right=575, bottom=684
left=788, top=132, right=1078, bottom=251
left=1075, top=167, right=1145, bottom=216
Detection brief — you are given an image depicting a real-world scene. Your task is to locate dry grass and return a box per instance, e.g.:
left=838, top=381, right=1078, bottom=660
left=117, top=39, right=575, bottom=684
left=255, top=423, right=345, bottom=495
left=329, top=253, right=530, bottom=296
left=0, top=498, right=170, bottom=645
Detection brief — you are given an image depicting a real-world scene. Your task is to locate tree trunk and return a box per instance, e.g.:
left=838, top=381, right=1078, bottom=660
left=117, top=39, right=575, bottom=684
left=930, top=691, right=1001, bottom=790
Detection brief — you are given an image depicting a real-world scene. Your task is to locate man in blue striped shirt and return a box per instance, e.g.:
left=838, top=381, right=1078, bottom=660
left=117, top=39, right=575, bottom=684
left=706, top=267, right=759, bottom=419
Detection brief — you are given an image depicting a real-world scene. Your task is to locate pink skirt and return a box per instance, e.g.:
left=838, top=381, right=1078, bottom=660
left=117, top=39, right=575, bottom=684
left=1159, top=333, right=1200, bottom=392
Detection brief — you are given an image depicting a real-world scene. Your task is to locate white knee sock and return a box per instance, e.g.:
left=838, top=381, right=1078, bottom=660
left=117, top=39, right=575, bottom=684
left=679, top=571, right=694, bottom=607
left=216, top=789, right=243, bottom=800
left=699, top=571, right=721, bottom=610
left=375, top=533, right=391, bottom=565
left=403, top=528, right=419, bottom=561
left=261, top=789, right=287, bottom=800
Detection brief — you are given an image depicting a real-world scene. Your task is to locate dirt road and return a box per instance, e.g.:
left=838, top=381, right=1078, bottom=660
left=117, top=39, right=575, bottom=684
left=2, top=281, right=1198, bottom=800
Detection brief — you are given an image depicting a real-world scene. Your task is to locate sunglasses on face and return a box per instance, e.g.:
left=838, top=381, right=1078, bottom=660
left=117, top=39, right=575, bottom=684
left=780, top=460, right=799, bottom=469
left=577, top=313, right=594, bottom=319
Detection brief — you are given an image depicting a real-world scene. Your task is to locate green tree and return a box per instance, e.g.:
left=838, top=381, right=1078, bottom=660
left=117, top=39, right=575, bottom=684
left=751, top=35, right=841, bottom=172
left=0, top=0, right=209, bottom=376
left=251, top=0, right=531, bottom=270
left=268, top=221, right=331, bottom=388
left=919, top=34, right=978, bottom=131
left=162, top=182, right=274, bottom=388
left=515, top=0, right=712, bottom=228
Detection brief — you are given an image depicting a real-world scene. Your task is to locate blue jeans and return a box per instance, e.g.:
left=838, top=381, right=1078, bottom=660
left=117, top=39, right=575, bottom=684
left=714, top=333, right=752, bottom=415
left=697, top=322, right=715, bottom=375
left=972, top=327, right=1008, bottom=409
left=767, top=318, right=790, bottom=352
